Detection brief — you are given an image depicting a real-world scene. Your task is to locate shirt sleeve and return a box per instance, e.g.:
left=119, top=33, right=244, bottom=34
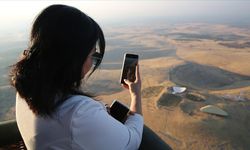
left=70, top=98, right=144, bottom=150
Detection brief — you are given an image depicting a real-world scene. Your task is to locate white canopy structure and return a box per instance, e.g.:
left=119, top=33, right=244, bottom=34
left=172, top=86, right=187, bottom=94
left=200, top=105, right=228, bottom=117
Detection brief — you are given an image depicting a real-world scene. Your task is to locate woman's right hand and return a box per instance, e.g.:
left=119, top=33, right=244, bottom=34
left=122, top=64, right=142, bottom=115
left=122, top=64, right=141, bottom=97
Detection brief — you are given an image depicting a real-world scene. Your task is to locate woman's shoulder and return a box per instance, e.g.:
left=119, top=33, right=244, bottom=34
left=56, top=95, right=104, bottom=117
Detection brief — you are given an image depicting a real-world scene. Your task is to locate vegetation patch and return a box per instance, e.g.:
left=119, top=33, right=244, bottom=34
left=157, top=93, right=182, bottom=107
left=142, top=85, right=164, bottom=98
left=186, top=92, right=206, bottom=102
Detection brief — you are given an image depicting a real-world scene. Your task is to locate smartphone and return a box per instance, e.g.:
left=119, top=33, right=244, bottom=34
left=120, top=53, right=139, bottom=84
left=110, top=100, right=130, bottom=124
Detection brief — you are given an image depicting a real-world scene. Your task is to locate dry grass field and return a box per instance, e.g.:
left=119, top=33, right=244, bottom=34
left=1, top=23, right=250, bottom=149
left=92, top=23, right=250, bottom=149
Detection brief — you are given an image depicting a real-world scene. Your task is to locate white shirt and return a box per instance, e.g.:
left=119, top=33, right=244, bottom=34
left=16, top=94, right=143, bottom=150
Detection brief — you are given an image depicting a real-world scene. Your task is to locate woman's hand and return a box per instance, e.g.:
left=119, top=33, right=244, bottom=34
left=122, top=64, right=141, bottom=97
left=122, top=64, right=142, bottom=115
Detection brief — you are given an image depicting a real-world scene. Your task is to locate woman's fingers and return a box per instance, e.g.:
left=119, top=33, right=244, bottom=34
left=123, top=79, right=131, bottom=85
left=122, top=79, right=131, bottom=89
left=135, top=64, right=140, bottom=82
left=121, top=83, right=128, bottom=89
left=121, top=63, right=140, bottom=91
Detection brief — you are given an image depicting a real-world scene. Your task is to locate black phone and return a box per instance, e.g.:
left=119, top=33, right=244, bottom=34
left=110, top=100, right=130, bottom=124
left=120, top=53, right=139, bottom=84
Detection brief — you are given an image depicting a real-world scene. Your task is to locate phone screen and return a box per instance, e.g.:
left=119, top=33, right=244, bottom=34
left=120, top=53, right=139, bottom=84
left=110, top=100, right=130, bottom=124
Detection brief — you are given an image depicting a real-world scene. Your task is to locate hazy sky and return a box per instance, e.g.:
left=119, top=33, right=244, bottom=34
left=1, top=0, right=250, bottom=27
left=0, top=0, right=250, bottom=51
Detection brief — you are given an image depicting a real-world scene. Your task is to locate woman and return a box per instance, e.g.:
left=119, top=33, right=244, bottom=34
left=10, top=4, right=143, bottom=150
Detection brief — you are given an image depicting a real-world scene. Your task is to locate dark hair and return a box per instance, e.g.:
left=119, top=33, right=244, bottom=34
left=10, top=4, right=105, bottom=117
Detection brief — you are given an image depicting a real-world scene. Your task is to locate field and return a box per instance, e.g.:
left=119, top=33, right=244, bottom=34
left=94, top=23, right=250, bottom=149
left=1, top=23, right=250, bottom=149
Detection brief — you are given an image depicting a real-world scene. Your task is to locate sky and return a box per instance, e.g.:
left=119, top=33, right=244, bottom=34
left=1, top=0, right=250, bottom=27
left=0, top=0, right=250, bottom=51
